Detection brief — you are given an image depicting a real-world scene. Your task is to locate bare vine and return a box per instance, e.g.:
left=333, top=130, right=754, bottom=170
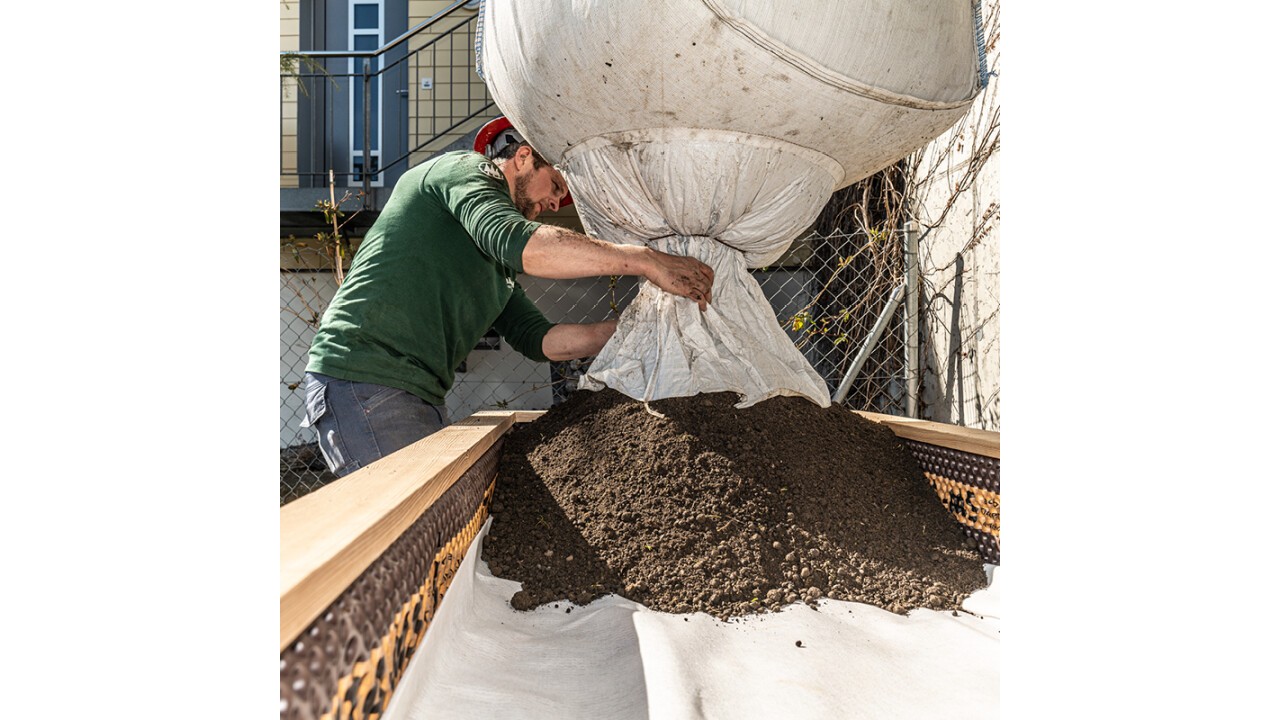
left=780, top=0, right=1001, bottom=415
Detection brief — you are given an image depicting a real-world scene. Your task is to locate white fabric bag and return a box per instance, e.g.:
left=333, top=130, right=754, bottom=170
left=479, top=0, right=982, bottom=406
left=566, top=129, right=838, bottom=407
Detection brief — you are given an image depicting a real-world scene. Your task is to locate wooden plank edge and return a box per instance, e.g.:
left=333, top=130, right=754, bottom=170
left=501, top=408, right=996, bottom=457
left=852, top=410, right=1000, bottom=459
left=280, top=411, right=521, bottom=650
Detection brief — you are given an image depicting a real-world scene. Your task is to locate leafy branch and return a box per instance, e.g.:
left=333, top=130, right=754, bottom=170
left=314, top=170, right=365, bottom=285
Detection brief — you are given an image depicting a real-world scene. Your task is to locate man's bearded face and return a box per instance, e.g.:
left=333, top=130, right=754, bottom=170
left=513, top=172, right=538, bottom=220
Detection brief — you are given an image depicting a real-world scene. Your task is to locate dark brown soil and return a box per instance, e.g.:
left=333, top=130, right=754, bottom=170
left=482, top=389, right=988, bottom=621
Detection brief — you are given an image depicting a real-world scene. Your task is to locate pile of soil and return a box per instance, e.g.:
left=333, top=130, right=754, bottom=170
left=483, top=389, right=988, bottom=621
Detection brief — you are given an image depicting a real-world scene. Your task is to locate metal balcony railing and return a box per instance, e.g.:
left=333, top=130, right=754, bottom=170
left=280, top=0, right=494, bottom=201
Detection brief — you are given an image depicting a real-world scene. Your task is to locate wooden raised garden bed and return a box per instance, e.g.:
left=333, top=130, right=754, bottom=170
left=279, top=409, right=999, bottom=720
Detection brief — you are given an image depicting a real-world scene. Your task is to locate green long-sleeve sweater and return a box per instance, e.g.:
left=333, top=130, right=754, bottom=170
left=307, top=151, right=554, bottom=405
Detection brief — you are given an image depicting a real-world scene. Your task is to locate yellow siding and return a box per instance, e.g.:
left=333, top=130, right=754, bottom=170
left=278, top=1, right=493, bottom=186
left=409, top=1, right=459, bottom=27
left=406, top=1, right=491, bottom=168
left=281, top=1, right=301, bottom=188
left=280, top=0, right=299, bottom=51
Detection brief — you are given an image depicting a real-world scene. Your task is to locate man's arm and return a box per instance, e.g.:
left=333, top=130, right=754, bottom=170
left=541, top=320, right=619, bottom=361
left=522, top=226, right=715, bottom=311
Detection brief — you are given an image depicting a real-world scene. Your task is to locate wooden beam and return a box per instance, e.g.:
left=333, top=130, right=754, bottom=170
left=502, top=408, right=996, bottom=458
left=280, top=411, right=519, bottom=650
left=280, top=405, right=995, bottom=649
left=853, top=411, right=999, bottom=459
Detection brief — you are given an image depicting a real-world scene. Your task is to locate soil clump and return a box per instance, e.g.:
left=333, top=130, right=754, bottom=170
left=483, top=389, right=988, bottom=620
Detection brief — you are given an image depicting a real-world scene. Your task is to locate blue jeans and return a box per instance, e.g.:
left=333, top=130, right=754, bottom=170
left=301, top=372, right=450, bottom=478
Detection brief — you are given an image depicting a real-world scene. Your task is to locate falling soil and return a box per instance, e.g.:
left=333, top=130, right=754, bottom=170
left=482, top=389, right=988, bottom=621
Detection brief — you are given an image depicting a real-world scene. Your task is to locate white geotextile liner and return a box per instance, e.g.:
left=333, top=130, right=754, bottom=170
left=579, top=237, right=830, bottom=408
left=383, top=519, right=1000, bottom=720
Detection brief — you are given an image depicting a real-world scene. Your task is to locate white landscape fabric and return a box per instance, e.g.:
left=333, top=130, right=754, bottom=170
left=383, top=519, right=1000, bottom=720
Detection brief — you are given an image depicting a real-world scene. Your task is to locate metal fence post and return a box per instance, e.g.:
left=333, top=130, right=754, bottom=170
left=362, top=57, right=372, bottom=201
left=904, top=220, right=920, bottom=418
left=832, top=282, right=906, bottom=406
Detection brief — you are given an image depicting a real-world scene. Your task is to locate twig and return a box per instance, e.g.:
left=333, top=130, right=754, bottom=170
left=329, top=170, right=345, bottom=286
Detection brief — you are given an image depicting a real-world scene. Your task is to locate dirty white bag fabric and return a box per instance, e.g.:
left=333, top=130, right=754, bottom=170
left=565, top=130, right=837, bottom=406
left=578, top=236, right=830, bottom=408
left=562, top=129, right=843, bottom=268
left=478, top=0, right=982, bottom=176
left=383, top=519, right=1000, bottom=720
left=479, top=0, right=981, bottom=407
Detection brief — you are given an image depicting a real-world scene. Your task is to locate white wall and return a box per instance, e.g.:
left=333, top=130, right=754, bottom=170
left=911, top=0, right=1001, bottom=430
left=281, top=272, right=340, bottom=448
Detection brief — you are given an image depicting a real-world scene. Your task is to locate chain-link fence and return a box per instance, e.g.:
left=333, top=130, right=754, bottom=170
left=280, top=227, right=909, bottom=504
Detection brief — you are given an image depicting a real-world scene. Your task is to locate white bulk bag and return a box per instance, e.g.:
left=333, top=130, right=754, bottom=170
left=478, top=0, right=982, bottom=407
left=564, top=128, right=838, bottom=406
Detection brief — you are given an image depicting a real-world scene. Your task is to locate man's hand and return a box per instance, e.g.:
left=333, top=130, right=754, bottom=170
left=643, top=248, right=715, bottom=311
left=522, top=226, right=715, bottom=310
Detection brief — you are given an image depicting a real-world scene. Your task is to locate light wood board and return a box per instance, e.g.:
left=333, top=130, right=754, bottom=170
left=280, top=411, right=518, bottom=650
left=853, top=411, right=999, bottom=459
left=280, top=406, right=996, bottom=649
left=510, top=405, right=995, bottom=457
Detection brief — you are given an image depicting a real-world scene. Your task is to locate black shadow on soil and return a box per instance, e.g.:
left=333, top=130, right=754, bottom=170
left=483, top=453, right=652, bottom=718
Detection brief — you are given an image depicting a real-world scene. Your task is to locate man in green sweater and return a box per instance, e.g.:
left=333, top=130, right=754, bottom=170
left=302, top=135, right=714, bottom=478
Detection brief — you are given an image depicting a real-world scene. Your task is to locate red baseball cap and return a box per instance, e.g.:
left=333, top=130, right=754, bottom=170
left=474, top=116, right=573, bottom=208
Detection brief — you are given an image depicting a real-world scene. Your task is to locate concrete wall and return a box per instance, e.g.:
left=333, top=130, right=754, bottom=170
left=910, top=1, right=1001, bottom=431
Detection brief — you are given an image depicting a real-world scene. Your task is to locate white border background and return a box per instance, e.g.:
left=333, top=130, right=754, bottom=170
left=5, top=1, right=1277, bottom=716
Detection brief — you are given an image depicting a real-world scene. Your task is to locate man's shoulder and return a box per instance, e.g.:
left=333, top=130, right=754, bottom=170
left=425, top=150, right=503, bottom=184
